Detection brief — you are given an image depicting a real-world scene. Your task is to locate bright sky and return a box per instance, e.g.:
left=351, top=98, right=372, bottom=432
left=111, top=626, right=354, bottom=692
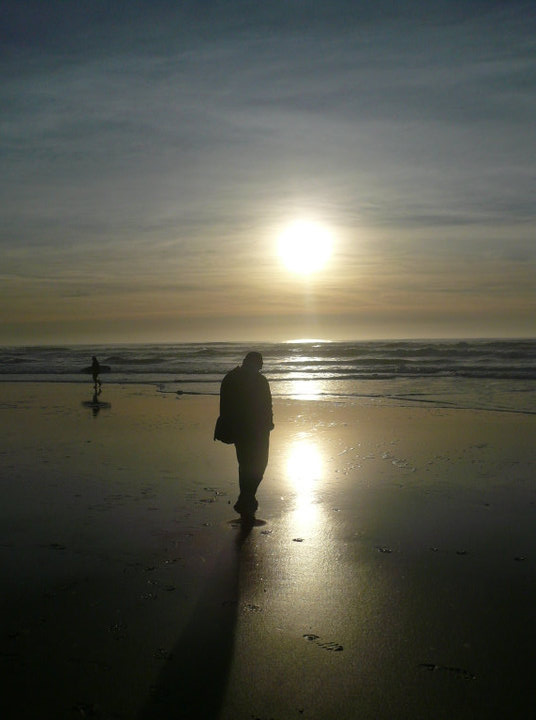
left=1, top=0, right=535, bottom=344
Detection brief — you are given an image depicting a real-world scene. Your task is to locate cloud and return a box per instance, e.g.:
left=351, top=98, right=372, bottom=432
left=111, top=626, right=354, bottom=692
left=3, top=1, right=535, bottom=234
left=1, top=0, right=535, bottom=342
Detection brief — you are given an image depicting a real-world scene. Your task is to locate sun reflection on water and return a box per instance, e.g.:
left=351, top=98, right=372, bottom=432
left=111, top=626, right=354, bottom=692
left=286, top=378, right=327, bottom=400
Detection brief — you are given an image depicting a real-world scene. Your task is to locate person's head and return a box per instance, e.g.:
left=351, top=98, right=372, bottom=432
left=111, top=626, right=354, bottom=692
left=242, top=351, right=263, bottom=372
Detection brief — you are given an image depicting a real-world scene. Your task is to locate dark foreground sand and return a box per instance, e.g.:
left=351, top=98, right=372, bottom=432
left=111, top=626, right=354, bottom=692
left=1, top=383, right=535, bottom=719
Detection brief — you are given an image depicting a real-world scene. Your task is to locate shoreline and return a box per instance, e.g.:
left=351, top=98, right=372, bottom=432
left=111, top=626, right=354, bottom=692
left=1, top=377, right=535, bottom=416
left=1, top=383, right=535, bottom=718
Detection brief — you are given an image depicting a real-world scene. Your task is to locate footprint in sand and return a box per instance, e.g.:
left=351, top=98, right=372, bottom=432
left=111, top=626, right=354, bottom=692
left=303, top=633, right=343, bottom=652
left=244, top=603, right=262, bottom=613
left=154, top=648, right=173, bottom=660
left=318, top=641, right=344, bottom=652
left=109, top=622, right=127, bottom=633
left=419, top=663, right=475, bottom=680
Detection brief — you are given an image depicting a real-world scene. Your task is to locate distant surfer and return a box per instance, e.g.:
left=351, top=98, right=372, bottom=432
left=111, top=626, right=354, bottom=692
left=91, top=356, right=102, bottom=391
left=215, top=351, right=274, bottom=522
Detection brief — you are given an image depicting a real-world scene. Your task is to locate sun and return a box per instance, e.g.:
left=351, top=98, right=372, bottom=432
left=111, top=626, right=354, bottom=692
left=277, top=220, right=333, bottom=274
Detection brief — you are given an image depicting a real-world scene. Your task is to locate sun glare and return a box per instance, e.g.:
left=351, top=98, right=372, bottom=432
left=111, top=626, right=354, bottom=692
left=286, top=440, right=323, bottom=496
left=277, top=220, right=333, bottom=274
left=285, top=439, right=324, bottom=528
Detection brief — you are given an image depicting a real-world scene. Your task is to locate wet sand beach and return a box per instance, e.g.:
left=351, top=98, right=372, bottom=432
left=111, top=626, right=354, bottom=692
left=1, top=383, right=535, bottom=719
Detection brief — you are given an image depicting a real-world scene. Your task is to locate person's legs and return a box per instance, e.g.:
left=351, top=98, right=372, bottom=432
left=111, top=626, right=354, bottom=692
left=234, top=434, right=269, bottom=517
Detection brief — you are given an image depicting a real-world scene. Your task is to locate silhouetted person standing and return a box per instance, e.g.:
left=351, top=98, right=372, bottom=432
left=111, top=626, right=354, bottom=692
left=216, top=351, right=273, bottom=520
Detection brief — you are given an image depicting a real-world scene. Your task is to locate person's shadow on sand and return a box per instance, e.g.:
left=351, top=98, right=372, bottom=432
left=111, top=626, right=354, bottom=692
left=138, top=522, right=255, bottom=719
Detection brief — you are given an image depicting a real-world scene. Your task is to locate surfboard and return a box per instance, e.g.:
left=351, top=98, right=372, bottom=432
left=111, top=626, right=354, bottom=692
left=80, top=365, right=111, bottom=374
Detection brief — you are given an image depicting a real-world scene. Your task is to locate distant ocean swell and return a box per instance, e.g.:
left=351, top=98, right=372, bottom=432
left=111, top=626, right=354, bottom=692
left=0, top=340, right=535, bottom=414
left=1, top=340, right=535, bottom=380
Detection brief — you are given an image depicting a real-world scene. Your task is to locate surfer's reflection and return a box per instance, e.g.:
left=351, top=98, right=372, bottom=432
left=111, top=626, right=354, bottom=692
left=80, top=355, right=112, bottom=416
left=82, top=388, right=111, bottom=417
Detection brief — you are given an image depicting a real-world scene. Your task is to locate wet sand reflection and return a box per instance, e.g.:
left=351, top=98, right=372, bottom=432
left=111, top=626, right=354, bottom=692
left=286, top=437, right=324, bottom=532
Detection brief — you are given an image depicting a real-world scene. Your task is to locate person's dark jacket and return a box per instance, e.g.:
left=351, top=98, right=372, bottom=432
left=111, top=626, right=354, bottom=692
left=216, top=365, right=273, bottom=443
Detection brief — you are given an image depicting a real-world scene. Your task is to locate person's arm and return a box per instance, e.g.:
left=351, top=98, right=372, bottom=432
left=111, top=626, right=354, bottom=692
left=220, top=369, right=239, bottom=419
left=220, top=374, right=230, bottom=417
left=262, top=376, right=274, bottom=430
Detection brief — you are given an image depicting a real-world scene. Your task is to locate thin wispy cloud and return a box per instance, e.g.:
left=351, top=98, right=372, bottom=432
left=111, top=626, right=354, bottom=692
left=1, top=0, right=535, bottom=342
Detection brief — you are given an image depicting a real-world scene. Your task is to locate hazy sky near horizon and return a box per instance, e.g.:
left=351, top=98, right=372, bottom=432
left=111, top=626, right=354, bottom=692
left=1, top=0, right=535, bottom=344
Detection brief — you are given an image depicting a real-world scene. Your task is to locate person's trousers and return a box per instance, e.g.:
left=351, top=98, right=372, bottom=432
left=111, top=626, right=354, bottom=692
left=234, top=433, right=269, bottom=515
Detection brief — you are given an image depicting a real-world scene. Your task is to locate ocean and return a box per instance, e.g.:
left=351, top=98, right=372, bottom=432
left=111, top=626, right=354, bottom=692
left=1, top=339, right=535, bottom=414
